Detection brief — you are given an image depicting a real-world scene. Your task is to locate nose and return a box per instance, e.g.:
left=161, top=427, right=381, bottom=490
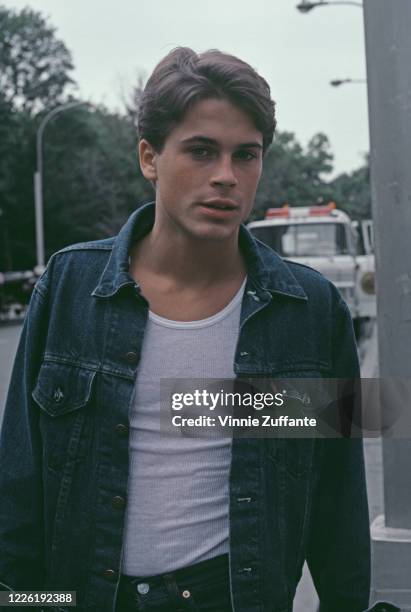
left=210, top=155, right=238, bottom=188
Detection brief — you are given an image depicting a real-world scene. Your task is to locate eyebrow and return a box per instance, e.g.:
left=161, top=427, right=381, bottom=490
left=180, top=135, right=263, bottom=149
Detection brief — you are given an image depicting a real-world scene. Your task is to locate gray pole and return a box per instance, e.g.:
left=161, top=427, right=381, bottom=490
left=363, top=0, right=411, bottom=606
left=296, top=1, right=362, bottom=13
left=33, top=171, right=44, bottom=269
left=33, top=101, right=88, bottom=270
left=330, top=78, right=366, bottom=87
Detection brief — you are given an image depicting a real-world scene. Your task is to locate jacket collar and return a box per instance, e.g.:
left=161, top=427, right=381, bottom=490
left=92, top=201, right=307, bottom=301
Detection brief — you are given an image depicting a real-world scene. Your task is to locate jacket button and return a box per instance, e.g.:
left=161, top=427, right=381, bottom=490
left=103, top=569, right=116, bottom=581
left=115, top=423, right=128, bottom=436
left=53, top=387, right=64, bottom=402
left=125, top=351, right=138, bottom=363
left=112, top=495, right=126, bottom=509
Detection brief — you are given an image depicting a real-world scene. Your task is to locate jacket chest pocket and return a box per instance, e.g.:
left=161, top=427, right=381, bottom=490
left=32, top=362, right=96, bottom=471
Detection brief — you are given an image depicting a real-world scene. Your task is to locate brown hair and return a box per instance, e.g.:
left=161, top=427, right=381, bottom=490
left=137, top=47, right=276, bottom=153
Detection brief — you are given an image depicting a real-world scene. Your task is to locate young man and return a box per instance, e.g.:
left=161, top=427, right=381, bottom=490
left=0, top=48, right=371, bottom=612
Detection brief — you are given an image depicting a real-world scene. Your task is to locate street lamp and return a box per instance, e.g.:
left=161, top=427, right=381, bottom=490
left=330, top=78, right=367, bottom=86
left=34, top=100, right=89, bottom=271
left=296, top=1, right=362, bottom=12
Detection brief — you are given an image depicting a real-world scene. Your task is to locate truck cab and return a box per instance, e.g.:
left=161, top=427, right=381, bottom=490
left=247, top=203, right=376, bottom=336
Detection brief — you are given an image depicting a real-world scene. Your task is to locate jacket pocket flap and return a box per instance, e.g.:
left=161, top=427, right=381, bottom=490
left=32, top=362, right=96, bottom=417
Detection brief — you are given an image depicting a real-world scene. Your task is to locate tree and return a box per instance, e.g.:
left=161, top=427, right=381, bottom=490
left=329, top=155, right=371, bottom=220
left=0, top=6, right=75, bottom=115
left=39, top=105, right=153, bottom=259
left=0, top=5, right=75, bottom=269
left=253, top=131, right=335, bottom=219
left=253, top=132, right=370, bottom=221
left=2, top=109, right=38, bottom=269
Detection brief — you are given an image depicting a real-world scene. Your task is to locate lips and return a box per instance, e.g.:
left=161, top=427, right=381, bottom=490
left=197, top=201, right=239, bottom=220
left=200, top=199, right=238, bottom=211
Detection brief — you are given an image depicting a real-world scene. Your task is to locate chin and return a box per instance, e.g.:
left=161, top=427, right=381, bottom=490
left=188, top=224, right=238, bottom=242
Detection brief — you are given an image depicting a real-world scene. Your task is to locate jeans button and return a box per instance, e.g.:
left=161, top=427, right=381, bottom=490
left=137, top=583, right=150, bottom=595
left=103, top=568, right=116, bottom=581
left=181, top=590, right=191, bottom=598
left=112, top=495, right=126, bottom=509
left=115, top=423, right=128, bottom=436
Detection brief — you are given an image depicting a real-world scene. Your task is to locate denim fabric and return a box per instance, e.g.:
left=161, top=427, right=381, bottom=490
left=115, top=553, right=232, bottom=611
left=0, top=202, right=370, bottom=612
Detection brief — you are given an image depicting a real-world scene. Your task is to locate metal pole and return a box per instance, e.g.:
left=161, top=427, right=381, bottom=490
left=296, top=1, right=362, bottom=12
left=33, top=101, right=88, bottom=270
left=330, top=78, right=367, bottom=86
left=363, top=0, right=411, bottom=606
left=33, top=171, right=44, bottom=268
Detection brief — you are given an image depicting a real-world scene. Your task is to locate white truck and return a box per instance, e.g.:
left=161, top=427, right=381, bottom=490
left=247, top=203, right=376, bottom=337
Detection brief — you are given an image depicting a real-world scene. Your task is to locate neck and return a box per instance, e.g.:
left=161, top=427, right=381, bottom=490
left=130, top=224, right=246, bottom=288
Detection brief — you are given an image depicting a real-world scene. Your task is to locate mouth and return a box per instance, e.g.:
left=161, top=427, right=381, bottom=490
left=199, top=199, right=238, bottom=211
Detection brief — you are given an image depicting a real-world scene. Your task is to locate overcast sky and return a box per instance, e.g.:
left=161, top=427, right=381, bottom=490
left=5, top=0, right=369, bottom=178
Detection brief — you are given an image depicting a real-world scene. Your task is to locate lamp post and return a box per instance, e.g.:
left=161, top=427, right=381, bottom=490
left=296, top=1, right=362, bottom=12
left=298, top=0, right=411, bottom=606
left=34, top=101, right=89, bottom=271
left=330, top=78, right=367, bottom=86
left=363, top=0, right=411, bottom=605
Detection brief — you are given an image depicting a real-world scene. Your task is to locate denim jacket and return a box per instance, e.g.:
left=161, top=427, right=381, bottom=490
left=0, top=202, right=370, bottom=612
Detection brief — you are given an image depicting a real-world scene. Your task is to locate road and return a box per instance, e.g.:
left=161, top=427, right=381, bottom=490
left=0, top=322, right=383, bottom=610
left=0, top=323, right=22, bottom=425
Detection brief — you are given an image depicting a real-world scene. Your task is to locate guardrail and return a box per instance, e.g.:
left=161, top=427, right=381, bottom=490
left=0, top=270, right=39, bottom=325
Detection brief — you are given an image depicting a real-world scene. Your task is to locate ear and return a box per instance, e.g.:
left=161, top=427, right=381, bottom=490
left=139, top=139, right=158, bottom=182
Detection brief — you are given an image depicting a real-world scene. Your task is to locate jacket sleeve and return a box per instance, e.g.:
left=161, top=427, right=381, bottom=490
left=306, top=297, right=371, bottom=612
left=0, top=278, right=50, bottom=594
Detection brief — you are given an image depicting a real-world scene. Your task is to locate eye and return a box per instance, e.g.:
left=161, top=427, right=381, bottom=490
left=189, top=146, right=214, bottom=159
left=234, top=150, right=258, bottom=161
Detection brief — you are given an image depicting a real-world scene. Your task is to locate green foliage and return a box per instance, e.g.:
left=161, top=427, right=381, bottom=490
left=1, top=104, right=153, bottom=269
left=0, top=5, right=152, bottom=270
left=41, top=106, right=153, bottom=258
left=329, top=155, right=371, bottom=219
left=253, top=131, right=370, bottom=222
left=0, top=5, right=74, bottom=114
left=253, top=131, right=335, bottom=218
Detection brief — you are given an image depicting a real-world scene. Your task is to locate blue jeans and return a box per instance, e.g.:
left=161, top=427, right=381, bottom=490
left=115, top=554, right=233, bottom=611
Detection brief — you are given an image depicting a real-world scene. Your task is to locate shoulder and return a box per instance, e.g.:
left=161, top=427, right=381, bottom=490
left=283, top=257, right=329, bottom=286
left=253, top=236, right=345, bottom=310
left=54, top=237, right=115, bottom=255
left=34, top=237, right=115, bottom=298
left=284, top=258, right=342, bottom=303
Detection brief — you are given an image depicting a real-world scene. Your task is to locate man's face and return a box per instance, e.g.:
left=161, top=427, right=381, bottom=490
left=139, top=97, right=264, bottom=242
